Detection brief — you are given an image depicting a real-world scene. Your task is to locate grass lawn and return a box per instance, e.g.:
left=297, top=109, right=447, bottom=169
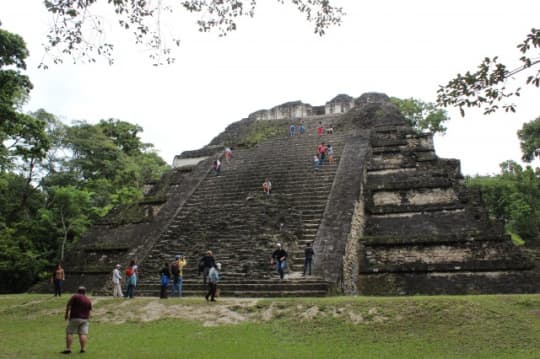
left=1, top=294, right=540, bottom=358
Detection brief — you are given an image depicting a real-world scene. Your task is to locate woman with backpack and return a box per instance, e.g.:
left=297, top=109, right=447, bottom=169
left=124, top=259, right=138, bottom=299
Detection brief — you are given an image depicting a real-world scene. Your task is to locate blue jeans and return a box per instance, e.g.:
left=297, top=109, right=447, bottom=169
left=319, top=155, right=326, bottom=167
left=276, top=261, right=286, bottom=280
left=53, top=279, right=63, bottom=296
left=303, top=258, right=312, bottom=275
left=171, top=276, right=183, bottom=297
left=125, top=284, right=135, bottom=298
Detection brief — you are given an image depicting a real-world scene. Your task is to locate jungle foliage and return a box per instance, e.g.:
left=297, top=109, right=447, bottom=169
left=390, top=97, right=450, bottom=135
left=467, top=162, right=540, bottom=243
left=0, top=27, right=170, bottom=292
left=467, top=118, right=540, bottom=244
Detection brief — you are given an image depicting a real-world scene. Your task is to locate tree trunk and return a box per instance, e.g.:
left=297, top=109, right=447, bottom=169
left=60, top=207, right=67, bottom=261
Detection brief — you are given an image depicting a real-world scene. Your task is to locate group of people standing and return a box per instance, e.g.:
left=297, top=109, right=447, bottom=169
left=270, top=242, right=315, bottom=280
left=111, top=259, right=139, bottom=299
left=289, top=120, right=306, bottom=136
left=290, top=120, right=334, bottom=137
left=158, top=254, right=187, bottom=298
left=109, top=252, right=222, bottom=301
left=314, top=141, right=335, bottom=170
left=289, top=120, right=337, bottom=170
left=49, top=260, right=137, bottom=300
left=154, top=250, right=221, bottom=302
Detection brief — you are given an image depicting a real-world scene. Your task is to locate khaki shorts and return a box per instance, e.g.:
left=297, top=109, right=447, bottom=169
left=66, top=318, right=89, bottom=335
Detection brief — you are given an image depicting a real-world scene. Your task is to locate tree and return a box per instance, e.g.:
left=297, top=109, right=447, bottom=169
left=40, top=186, right=93, bottom=261
left=0, top=28, right=50, bottom=174
left=517, top=116, right=540, bottom=162
left=42, top=0, right=345, bottom=66
left=0, top=26, right=31, bottom=120
left=0, top=28, right=51, bottom=222
left=98, top=119, right=145, bottom=156
left=61, top=119, right=168, bottom=186
left=466, top=117, right=540, bottom=243
left=437, top=28, right=540, bottom=116
left=390, top=97, right=450, bottom=134
left=467, top=161, right=540, bottom=242
left=0, top=28, right=173, bottom=291
left=0, top=172, right=49, bottom=292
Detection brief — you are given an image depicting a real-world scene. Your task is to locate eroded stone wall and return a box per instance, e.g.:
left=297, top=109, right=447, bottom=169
left=313, top=131, right=370, bottom=288
left=352, top=97, right=538, bottom=295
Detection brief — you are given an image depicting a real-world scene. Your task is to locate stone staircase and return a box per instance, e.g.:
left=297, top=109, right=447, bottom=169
left=129, top=121, right=348, bottom=297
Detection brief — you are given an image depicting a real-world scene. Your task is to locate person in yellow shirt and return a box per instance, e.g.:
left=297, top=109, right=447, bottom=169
left=170, top=255, right=187, bottom=297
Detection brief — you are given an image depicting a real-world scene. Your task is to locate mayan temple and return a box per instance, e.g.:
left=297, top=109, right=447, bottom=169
left=41, top=92, right=540, bottom=296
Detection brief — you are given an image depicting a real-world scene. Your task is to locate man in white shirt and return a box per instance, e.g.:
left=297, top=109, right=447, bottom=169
left=112, top=264, right=122, bottom=297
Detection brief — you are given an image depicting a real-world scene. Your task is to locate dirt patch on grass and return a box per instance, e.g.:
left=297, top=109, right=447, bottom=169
left=92, top=298, right=260, bottom=326
left=87, top=298, right=403, bottom=326
left=4, top=296, right=427, bottom=327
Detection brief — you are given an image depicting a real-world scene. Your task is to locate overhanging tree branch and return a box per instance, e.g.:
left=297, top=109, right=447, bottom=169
left=41, top=0, right=345, bottom=67
left=437, top=28, right=540, bottom=116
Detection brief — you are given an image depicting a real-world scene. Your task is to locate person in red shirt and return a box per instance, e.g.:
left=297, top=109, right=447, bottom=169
left=62, top=286, right=92, bottom=354
left=316, top=121, right=324, bottom=137
left=317, top=142, right=328, bottom=167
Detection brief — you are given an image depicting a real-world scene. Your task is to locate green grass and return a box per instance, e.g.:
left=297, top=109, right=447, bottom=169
left=1, top=294, right=540, bottom=358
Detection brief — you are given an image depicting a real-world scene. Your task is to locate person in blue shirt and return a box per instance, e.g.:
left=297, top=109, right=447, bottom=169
left=289, top=123, right=296, bottom=136
left=205, top=263, right=221, bottom=302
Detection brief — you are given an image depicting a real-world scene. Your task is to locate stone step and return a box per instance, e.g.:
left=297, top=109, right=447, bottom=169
left=138, top=277, right=327, bottom=286
left=117, top=289, right=329, bottom=298
left=127, top=278, right=331, bottom=297
left=189, top=189, right=334, bottom=199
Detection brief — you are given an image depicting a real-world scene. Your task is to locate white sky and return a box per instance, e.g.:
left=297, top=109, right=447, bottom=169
left=1, top=1, right=539, bottom=175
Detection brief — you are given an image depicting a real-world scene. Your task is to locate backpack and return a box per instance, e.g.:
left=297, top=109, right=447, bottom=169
left=171, top=262, right=180, bottom=276
left=161, top=274, right=169, bottom=287
left=125, top=268, right=133, bottom=277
